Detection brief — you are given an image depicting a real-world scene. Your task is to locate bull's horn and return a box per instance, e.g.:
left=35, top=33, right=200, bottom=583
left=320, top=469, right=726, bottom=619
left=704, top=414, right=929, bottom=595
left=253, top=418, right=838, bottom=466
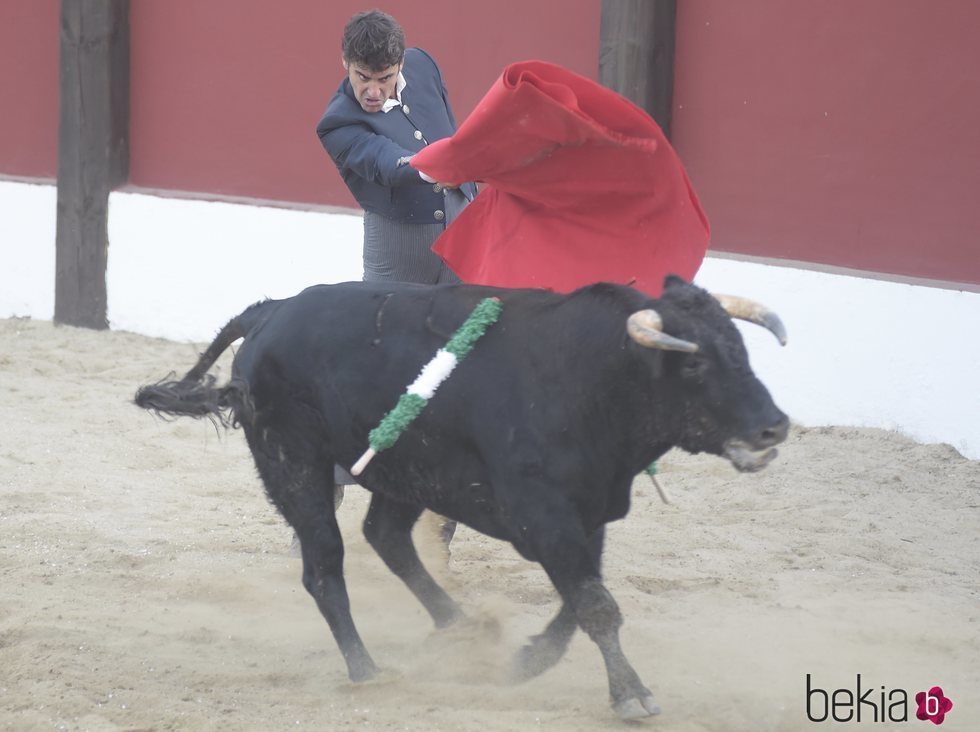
left=713, top=295, right=788, bottom=346
left=627, top=310, right=699, bottom=353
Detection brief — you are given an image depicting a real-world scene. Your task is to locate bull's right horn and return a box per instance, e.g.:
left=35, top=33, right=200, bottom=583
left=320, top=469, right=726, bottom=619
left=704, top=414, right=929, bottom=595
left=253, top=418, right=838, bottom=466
left=627, top=310, right=699, bottom=353
left=713, top=295, right=788, bottom=346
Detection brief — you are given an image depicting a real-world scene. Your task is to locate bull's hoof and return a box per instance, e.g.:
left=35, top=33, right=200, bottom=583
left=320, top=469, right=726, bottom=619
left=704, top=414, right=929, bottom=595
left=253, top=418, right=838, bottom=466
left=432, top=604, right=464, bottom=629
left=347, top=658, right=380, bottom=683
left=612, top=695, right=661, bottom=720
left=510, top=636, right=565, bottom=683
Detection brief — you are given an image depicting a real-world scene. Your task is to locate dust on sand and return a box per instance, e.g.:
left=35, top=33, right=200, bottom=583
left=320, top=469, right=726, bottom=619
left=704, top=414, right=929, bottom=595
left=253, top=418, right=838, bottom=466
left=1, top=317, right=977, bottom=731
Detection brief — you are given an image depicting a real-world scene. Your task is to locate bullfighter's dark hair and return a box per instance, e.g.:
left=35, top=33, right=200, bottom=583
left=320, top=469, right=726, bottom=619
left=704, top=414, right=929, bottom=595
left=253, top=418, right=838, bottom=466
left=342, top=9, right=405, bottom=70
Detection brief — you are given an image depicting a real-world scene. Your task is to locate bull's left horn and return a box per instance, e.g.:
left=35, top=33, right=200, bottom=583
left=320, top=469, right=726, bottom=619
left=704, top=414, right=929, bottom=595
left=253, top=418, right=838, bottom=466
left=627, top=310, right=699, bottom=353
left=713, top=295, right=788, bottom=346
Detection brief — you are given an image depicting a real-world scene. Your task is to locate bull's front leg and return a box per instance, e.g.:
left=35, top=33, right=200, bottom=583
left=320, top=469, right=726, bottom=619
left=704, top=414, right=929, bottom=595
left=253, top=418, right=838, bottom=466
left=511, top=525, right=610, bottom=681
left=511, top=496, right=660, bottom=719
left=511, top=602, right=577, bottom=682
left=573, top=576, right=660, bottom=719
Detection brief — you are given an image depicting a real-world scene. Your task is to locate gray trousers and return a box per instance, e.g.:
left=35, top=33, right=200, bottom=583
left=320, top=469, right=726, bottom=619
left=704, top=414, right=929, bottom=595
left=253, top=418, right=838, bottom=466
left=361, top=187, right=471, bottom=285
left=362, top=213, right=460, bottom=284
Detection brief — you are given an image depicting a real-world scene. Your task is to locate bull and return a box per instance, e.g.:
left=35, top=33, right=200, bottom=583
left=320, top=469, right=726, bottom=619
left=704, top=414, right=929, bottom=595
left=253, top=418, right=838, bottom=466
left=135, top=276, right=788, bottom=719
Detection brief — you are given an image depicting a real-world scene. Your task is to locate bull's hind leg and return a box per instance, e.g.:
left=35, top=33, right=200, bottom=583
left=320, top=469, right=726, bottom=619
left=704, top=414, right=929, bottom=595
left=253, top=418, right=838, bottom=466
left=362, top=494, right=462, bottom=628
left=245, top=429, right=377, bottom=682
left=295, top=506, right=377, bottom=681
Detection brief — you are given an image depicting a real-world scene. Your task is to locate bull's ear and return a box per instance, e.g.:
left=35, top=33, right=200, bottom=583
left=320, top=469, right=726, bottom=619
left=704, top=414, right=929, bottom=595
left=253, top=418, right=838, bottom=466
left=627, top=310, right=699, bottom=352
left=663, top=274, right=690, bottom=290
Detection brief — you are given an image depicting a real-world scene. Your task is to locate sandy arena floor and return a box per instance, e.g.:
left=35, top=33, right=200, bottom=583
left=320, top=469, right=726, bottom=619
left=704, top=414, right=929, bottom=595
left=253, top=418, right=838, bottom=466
left=1, top=317, right=977, bottom=731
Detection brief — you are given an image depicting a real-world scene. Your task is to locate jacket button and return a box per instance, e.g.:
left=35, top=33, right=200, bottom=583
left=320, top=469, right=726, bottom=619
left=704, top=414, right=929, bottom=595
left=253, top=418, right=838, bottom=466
left=433, top=209, right=445, bottom=221
left=413, top=130, right=423, bottom=140
left=433, top=183, right=443, bottom=193
left=403, top=104, right=410, bottom=114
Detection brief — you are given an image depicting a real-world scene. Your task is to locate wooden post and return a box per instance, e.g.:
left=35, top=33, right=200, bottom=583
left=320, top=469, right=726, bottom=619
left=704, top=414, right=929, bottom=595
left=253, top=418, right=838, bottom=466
left=599, top=0, right=677, bottom=138
left=55, top=0, right=129, bottom=329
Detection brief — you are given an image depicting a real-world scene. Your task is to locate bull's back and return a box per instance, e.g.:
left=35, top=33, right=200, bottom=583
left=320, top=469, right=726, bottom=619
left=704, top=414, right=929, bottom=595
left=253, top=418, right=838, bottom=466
left=230, top=282, right=509, bottom=443
left=232, top=280, right=639, bottom=444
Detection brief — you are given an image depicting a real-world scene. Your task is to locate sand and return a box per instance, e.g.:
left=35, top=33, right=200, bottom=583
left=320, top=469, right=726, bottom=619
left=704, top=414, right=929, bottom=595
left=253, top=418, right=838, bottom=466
left=1, top=316, right=977, bottom=731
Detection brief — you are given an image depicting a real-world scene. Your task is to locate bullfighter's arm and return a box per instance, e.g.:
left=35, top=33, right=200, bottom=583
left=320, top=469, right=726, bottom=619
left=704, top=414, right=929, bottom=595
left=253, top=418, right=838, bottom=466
left=320, top=123, right=428, bottom=188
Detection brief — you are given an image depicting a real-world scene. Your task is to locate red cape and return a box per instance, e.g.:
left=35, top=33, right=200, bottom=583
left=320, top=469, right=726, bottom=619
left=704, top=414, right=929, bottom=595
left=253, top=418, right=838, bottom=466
left=412, top=61, right=710, bottom=297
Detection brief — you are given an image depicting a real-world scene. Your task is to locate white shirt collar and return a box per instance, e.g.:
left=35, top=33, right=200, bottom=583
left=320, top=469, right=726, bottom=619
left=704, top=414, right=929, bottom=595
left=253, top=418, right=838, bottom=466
left=381, top=71, right=407, bottom=114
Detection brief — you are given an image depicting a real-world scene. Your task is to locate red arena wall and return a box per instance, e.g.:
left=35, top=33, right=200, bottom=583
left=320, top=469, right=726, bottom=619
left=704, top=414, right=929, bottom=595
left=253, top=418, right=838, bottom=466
left=671, top=0, right=980, bottom=285
left=0, top=0, right=59, bottom=179
left=1, top=2, right=977, bottom=286
left=127, top=0, right=600, bottom=209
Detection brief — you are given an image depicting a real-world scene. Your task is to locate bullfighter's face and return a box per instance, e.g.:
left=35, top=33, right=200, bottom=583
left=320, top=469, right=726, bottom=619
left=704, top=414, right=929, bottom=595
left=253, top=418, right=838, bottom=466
left=343, top=59, right=403, bottom=114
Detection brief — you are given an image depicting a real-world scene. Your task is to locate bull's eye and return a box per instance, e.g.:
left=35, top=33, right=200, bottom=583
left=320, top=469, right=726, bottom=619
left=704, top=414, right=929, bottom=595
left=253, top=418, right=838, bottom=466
left=680, top=356, right=708, bottom=382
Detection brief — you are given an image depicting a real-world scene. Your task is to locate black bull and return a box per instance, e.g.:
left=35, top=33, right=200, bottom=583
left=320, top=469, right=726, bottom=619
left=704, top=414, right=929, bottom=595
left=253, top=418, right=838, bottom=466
left=135, top=276, right=789, bottom=719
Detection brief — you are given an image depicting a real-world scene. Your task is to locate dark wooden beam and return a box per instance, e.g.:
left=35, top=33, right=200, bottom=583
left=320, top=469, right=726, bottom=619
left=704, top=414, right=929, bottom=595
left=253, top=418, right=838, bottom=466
left=599, top=0, right=677, bottom=138
left=55, top=0, right=129, bottom=329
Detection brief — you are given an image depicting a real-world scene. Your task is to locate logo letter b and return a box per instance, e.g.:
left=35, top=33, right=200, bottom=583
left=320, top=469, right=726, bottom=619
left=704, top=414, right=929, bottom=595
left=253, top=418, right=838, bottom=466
left=806, top=675, right=829, bottom=723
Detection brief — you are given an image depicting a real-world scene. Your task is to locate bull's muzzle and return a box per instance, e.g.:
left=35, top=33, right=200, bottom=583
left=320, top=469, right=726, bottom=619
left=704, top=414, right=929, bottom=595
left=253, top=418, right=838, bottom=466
left=722, top=416, right=790, bottom=472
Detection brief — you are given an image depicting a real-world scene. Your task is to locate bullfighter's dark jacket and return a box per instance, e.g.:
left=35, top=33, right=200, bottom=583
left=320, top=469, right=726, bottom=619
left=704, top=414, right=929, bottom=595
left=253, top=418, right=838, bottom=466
left=316, top=47, right=476, bottom=223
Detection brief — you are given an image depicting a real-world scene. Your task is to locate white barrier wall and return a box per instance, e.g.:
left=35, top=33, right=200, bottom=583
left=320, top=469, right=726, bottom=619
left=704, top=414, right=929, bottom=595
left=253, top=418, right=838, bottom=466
left=0, top=180, right=56, bottom=320
left=2, top=180, right=978, bottom=459
left=106, top=192, right=364, bottom=342
left=695, top=258, right=980, bottom=458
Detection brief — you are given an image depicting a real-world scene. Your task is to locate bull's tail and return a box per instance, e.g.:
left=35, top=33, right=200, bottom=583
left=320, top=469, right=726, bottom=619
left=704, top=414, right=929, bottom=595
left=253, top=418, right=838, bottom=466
left=134, top=299, right=276, bottom=428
